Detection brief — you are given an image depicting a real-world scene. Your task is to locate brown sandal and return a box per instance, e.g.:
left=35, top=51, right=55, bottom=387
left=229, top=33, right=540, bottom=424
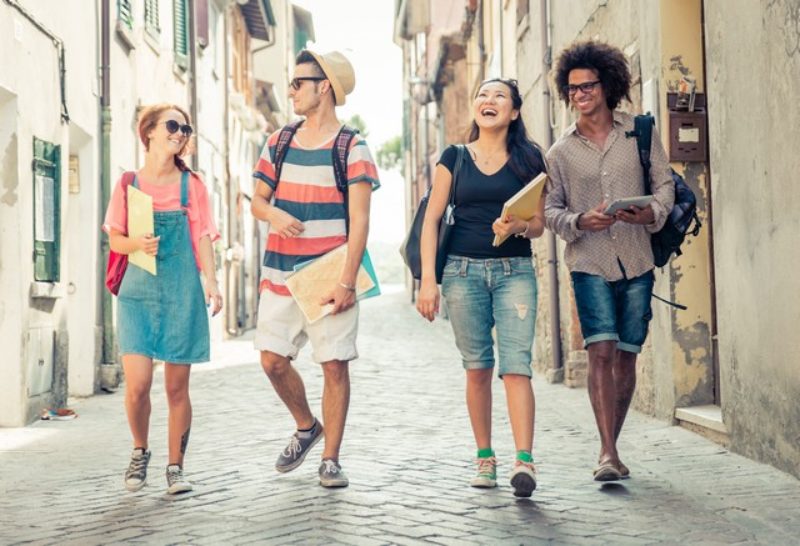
left=593, top=463, right=622, bottom=482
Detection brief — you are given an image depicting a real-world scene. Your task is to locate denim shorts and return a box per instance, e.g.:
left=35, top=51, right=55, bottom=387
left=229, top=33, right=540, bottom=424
left=570, top=270, right=654, bottom=353
left=441, top=255, right=537, bottom=377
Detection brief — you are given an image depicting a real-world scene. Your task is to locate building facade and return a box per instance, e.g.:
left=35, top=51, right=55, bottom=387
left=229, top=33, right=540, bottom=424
left=0, top=0, right=305, bottom=427
left=395, top=0, right=800, bottom=479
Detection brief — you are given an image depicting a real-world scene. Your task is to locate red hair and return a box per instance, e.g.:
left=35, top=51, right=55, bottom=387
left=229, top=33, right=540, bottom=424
left=137, top=103, right=193, bottom=171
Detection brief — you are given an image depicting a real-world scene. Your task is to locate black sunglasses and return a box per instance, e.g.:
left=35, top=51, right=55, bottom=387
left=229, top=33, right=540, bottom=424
left=563, top=80, right=602, bottom=96
left=163, top=119, right=193, bottom=136
left=290, top=76, right=327, bottom=90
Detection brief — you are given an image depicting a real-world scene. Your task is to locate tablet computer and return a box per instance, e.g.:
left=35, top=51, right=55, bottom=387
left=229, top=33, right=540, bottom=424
left=603, top=195, right=654, bottom=215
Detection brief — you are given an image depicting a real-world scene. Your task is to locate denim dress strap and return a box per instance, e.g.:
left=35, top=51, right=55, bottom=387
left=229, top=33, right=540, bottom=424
left=180, top=170, right=189, bottom=208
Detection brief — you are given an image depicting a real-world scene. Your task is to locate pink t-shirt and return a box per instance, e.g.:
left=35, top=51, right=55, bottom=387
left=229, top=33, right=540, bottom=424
left=103, top=171, right=221, bottom=270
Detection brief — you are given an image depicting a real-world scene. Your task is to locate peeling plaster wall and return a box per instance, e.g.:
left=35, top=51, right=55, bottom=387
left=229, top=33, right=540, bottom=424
left=705, top=0, right=800, bottom=478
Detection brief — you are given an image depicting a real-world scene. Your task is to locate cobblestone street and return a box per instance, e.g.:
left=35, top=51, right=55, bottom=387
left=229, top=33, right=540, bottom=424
left=1, top=288, right=799, bottom=545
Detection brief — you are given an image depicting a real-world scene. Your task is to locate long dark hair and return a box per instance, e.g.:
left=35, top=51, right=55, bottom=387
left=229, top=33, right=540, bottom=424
left=468, top=78, right=546, bottom=182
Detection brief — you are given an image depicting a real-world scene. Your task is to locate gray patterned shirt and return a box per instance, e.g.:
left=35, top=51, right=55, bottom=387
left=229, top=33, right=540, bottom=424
left=545, top=111, right=675, bottom=281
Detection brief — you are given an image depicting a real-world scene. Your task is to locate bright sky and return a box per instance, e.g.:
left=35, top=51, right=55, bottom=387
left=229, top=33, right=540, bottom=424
left=293, top=0, right=406, bottom=244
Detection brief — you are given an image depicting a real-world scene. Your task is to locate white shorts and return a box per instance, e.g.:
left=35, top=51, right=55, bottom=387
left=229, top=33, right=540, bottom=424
left=254, top=289, right=359, bottom=364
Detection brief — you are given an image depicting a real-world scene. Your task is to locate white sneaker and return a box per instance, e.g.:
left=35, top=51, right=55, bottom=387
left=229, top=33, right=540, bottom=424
left=509, top=460, right=537, bottom=497
left=124, top=448, right=151, bottom=492
left=470, top=456, right=498, bottom=488
left=166, top=464, right=193, bottom=495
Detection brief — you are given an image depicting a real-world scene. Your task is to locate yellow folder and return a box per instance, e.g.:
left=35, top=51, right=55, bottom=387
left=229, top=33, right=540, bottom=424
left=492, top=172, right=548, bottom=247
left=285, top=245, right=375, bottom=324
left=127, top=185, right=157, bottom=275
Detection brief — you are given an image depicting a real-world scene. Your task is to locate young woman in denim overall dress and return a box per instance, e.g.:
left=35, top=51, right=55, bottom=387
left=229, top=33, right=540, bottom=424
left=417, top=79, right=547, bottom=498
left=103, top=104, right=222, bottom=495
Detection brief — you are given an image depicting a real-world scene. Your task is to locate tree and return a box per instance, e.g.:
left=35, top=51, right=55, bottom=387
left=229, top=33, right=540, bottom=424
left=376, top=135, right=402, bottom=172
left=344, top=114, right=368, bottom=138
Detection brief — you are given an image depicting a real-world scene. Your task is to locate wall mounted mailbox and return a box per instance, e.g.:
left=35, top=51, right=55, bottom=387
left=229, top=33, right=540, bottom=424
left=667, top=92, right=707, bottom=162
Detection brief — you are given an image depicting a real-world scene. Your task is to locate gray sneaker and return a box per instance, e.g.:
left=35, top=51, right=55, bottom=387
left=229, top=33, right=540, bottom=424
left=319, top=459, right=349, bottom=488
left=124, top=448, right=151, bottom=492
left=275, top=421, right=324, bottom=473
left=166, top=464, right=193, bottom=495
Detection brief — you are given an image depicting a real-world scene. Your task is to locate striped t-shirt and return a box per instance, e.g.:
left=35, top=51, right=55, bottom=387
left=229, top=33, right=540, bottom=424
left=253, top=127, right=380, bottom=296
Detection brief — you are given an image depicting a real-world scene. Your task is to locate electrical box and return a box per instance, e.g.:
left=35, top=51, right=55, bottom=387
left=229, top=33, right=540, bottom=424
left=668, top=92, right=707, bottom=162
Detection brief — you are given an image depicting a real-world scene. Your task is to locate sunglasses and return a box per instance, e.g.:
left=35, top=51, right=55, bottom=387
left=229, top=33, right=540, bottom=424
left=563, top=80, right=601, bottom=96
left=162, top=119, right=193, bottom=136
left=290, top=76, right=327, bottom=90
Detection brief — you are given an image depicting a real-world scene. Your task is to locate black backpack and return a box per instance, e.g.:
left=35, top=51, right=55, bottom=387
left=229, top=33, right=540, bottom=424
left=628, top=114, right=702, bottom=268
left=272, top=120, right=359, bottom=233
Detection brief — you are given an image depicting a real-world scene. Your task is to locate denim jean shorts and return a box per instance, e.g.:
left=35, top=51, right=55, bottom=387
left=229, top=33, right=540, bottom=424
left=441, top=255, right=537, bottom=377
left=570, top=269, right=654, bottom=354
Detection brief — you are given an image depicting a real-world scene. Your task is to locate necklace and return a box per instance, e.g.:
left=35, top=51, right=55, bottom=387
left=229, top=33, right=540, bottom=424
left=469, top=144, right=507, bottom=166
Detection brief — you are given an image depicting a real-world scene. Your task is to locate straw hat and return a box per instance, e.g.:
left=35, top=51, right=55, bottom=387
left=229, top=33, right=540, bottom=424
left=304, top=50, right=355, bottom=106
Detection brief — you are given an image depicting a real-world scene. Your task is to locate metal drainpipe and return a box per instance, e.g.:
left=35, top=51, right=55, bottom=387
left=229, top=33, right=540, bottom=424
left=99, top=0, right=115, bottom=369
left=477, top=0, right=486, bottom=82
left=188, top=0, right=198, bottom=170
left=541, top=0, right=563, bottom=373
left=222, top=5, right=237, bottom=336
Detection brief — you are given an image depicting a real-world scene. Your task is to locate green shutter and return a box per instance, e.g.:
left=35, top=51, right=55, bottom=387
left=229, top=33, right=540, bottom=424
left=118, top=0, right=133, bottom=30
left=174, top=0, right=188, bottom=69
left=145, top=0, right=161, bottom=37
left=33, top=137, right=61, bottom=282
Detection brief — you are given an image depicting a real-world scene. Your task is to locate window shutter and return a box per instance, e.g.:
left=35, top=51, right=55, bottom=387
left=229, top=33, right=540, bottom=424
left=173, top=0, right=189, bottom=69
left=145, top=0, right=161, bottom=37
left=118, top=0, right=134, bottom=30
left=33, top=137, right=61, bottom=282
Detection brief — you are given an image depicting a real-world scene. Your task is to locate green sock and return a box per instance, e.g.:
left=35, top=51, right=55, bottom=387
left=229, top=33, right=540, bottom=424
left=477, top=447, right=494, bottom=459
left=516, top=450, right=534, bottom=463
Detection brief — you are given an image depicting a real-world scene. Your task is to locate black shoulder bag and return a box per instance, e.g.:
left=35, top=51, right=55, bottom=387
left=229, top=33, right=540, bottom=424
left=400, top=144, right=466, bottom=284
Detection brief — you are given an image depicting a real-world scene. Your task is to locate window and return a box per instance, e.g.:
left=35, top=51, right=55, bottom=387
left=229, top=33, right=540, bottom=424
left=33, top=137, right=61, bottom=282
left=173, top=0, right=189, bottom=70
left=118, top=0, right=133, bottom=30
left=145, top=0, right=160, bottom=39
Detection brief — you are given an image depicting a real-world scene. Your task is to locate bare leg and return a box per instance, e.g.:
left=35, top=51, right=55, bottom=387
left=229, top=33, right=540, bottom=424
left=587, top=341, right=620, bottom=467
left=503, top=374, right=535, bottom=453
left=261, top=351, right=315, bottom=430
left=123, top=355, right=154, bottom=449
left=320, top=360, right=350, bottom=461
left=466, top=369, right=493, bottom=450
left=164, top=363, right=192, bottom=467
left=613, top=350, right=637, bottom=441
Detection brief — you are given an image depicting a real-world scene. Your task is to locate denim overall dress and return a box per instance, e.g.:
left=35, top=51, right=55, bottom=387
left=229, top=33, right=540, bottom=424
left=117, top=171, right=210, bottom=363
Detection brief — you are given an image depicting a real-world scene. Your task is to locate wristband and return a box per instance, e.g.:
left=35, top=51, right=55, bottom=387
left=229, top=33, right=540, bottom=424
left=339, top=282, right=356, bottom=292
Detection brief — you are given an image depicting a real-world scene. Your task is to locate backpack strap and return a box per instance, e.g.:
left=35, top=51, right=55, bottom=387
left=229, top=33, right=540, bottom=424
left=632, top=114, right=654, bottom=195
left=273, top=119, right=305, bottom=188
left=449, top=144, right=466, bottom=206
left=331, top=124, right=360, bottom=235
left=120, top=171, right=136, bottom=232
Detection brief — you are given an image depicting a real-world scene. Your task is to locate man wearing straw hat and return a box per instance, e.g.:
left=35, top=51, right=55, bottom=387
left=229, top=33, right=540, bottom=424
left=251, top=50, right=380, bottom=488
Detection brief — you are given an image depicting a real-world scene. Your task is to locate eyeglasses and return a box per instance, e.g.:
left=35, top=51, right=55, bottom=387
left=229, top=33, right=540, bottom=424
left=290, top=77, right=327, bottom=90
left=162, top=119, right=193, bottom=137
left=563, top=80, right=601, bottom=96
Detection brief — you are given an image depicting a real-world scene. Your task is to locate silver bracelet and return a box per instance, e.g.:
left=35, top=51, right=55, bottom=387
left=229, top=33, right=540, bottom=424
left=339, top=282, right=356, bottom=292
left=515, top=221, right=530, bottom=238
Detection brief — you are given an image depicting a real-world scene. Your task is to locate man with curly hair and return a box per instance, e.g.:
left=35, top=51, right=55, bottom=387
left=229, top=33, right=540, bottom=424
left=544, top=41, right=674, bottom=481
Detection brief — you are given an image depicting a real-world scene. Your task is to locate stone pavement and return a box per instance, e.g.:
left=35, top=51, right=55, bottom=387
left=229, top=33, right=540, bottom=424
left=2, top=287, right=800, bottom=545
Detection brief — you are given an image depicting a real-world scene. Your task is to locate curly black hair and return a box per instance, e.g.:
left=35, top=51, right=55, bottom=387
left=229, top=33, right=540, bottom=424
left=553, top=41, right=631, bottom=111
